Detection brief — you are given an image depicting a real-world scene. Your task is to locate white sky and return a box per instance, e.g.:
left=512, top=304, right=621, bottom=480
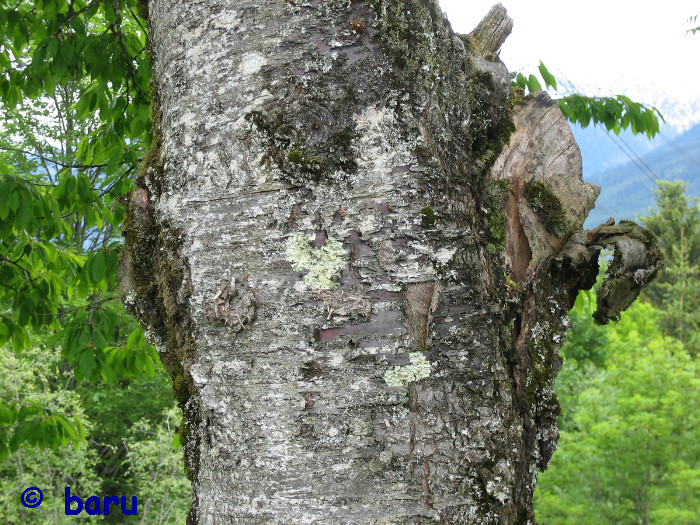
left=438, top=0, right=700, bottom=129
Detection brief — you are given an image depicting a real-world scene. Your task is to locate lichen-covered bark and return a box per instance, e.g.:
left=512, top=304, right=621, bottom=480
left=119, top=1, right=660, bottom=524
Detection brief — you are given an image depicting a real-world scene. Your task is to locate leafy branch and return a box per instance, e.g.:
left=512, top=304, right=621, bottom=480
left=513, top=61, right=664, bottom=139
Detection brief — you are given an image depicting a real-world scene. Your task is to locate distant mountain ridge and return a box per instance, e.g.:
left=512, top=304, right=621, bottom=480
left=571, top=123, right=700, bottom=229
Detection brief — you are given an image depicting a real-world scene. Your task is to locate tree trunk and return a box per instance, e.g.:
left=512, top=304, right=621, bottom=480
left=119, top=1, right=662, bottom=523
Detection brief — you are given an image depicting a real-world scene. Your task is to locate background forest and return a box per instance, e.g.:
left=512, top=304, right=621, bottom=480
left=0, top=1, right=698, bottom=524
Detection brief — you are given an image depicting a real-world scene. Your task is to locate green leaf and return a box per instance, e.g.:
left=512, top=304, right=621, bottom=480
left=92, top=326, right=107, bottom=350
left=126, top=327, right=143, bottom=349
left=32, top=39, right=49, bottom=67
left=60, top=40, right=74, bottom=62
left=74, top=415, right=85, bottom=441
left=527, top=74, right=542, bottom=92
left=46, top=37, right=58, bottom=59
left=100, top=358, right=117, bottom=384
left=91, top=251, right=106, bottom=282
left=18, top=295, right=36, bottom=326
left=9, top=428, right=21, bottom=453
left=70, top=14, right=86, bottom=36
left=53, top=413, right=79, bottom=445
left=106, top=147, right=124, bottom=173
left=77, top=173, right=94, bottom=204
left=78, top=349, right=97, bottom=378
left=14, top=191, right=33, bottom=230
left=538, top=61, right=557, bottom=90
left=0, top=195, right=9, bottom=220
left=7, top=188, right=19, bottom=212
left=0, top=322, right=9, bottom=346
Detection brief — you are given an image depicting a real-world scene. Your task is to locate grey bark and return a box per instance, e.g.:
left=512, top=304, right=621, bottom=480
left=119, top=1, right=661, bottom=523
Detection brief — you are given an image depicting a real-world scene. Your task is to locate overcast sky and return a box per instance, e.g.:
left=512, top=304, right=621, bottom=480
left=438, top=0, right=700, bottom=129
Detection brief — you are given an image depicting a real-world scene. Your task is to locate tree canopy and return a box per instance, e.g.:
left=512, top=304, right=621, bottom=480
left=0, top=0, right=156, bottom=456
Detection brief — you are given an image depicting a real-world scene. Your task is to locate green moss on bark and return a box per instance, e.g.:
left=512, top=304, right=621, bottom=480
left=134, top=0, right=148, bottom=20
left=139, top=78, right=165, bottom=197
left=420, top=206, right=437, bottom=227
left=468, top=70, right=515, bottom=174
left=481, top=179, right=509, bottom=253
left=369, top=0, right=515, bottom=258
left=523, top=180, right=568, bottom=237
left=121, top=71, right=200, bottom=486
left=245, top=110, right=357, bottom=184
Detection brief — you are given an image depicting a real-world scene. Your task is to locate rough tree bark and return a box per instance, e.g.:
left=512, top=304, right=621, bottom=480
left=119, top=1, right=662, bottom=523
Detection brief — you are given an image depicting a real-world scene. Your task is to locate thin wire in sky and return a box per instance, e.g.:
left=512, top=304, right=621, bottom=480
left=603, top=131, right=658, bottom=184
left=659, top=131, right=700, bottom=170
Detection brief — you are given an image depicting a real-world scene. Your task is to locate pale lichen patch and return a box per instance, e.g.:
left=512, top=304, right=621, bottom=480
left=383, top=352, right=432, bottom=386
left=285, top=233, right=348, bottom=289
left=434, top=247, right=457, bottom=265
left=238, top=52, right=267, bottom=76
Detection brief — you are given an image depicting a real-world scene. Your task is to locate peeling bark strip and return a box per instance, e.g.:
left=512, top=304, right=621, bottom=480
left=403, top=281, right=441, bottom=349
left=123, top=1, right=661, bottom=523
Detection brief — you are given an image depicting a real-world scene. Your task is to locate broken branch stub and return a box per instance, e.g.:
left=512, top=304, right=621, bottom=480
left=485, top=90, right=663, bottom=473
left=561, top=220, right=663, bottom=324
left=489, top=91, right=599, bottom=280
left=468, top=3, right=513, bottom=57
left=489, top=91, right=663, bottom=323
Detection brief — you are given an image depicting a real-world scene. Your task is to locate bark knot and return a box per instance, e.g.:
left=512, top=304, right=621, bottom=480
left=206, top=276, right=256, bottom=332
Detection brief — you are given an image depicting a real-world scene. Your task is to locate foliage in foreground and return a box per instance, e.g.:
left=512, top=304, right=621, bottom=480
left=0, top=344, right=100, bottom=523
left=0, top=0, right=159, bottom=456
left=536, top=298, right=699, bottom=524
left=536, top=181, right=699, bottom=524
left=0, top=343, right=189, bottom=524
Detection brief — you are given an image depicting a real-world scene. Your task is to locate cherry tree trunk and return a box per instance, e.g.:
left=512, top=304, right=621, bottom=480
left=120, top=1, right=662, bottom=523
